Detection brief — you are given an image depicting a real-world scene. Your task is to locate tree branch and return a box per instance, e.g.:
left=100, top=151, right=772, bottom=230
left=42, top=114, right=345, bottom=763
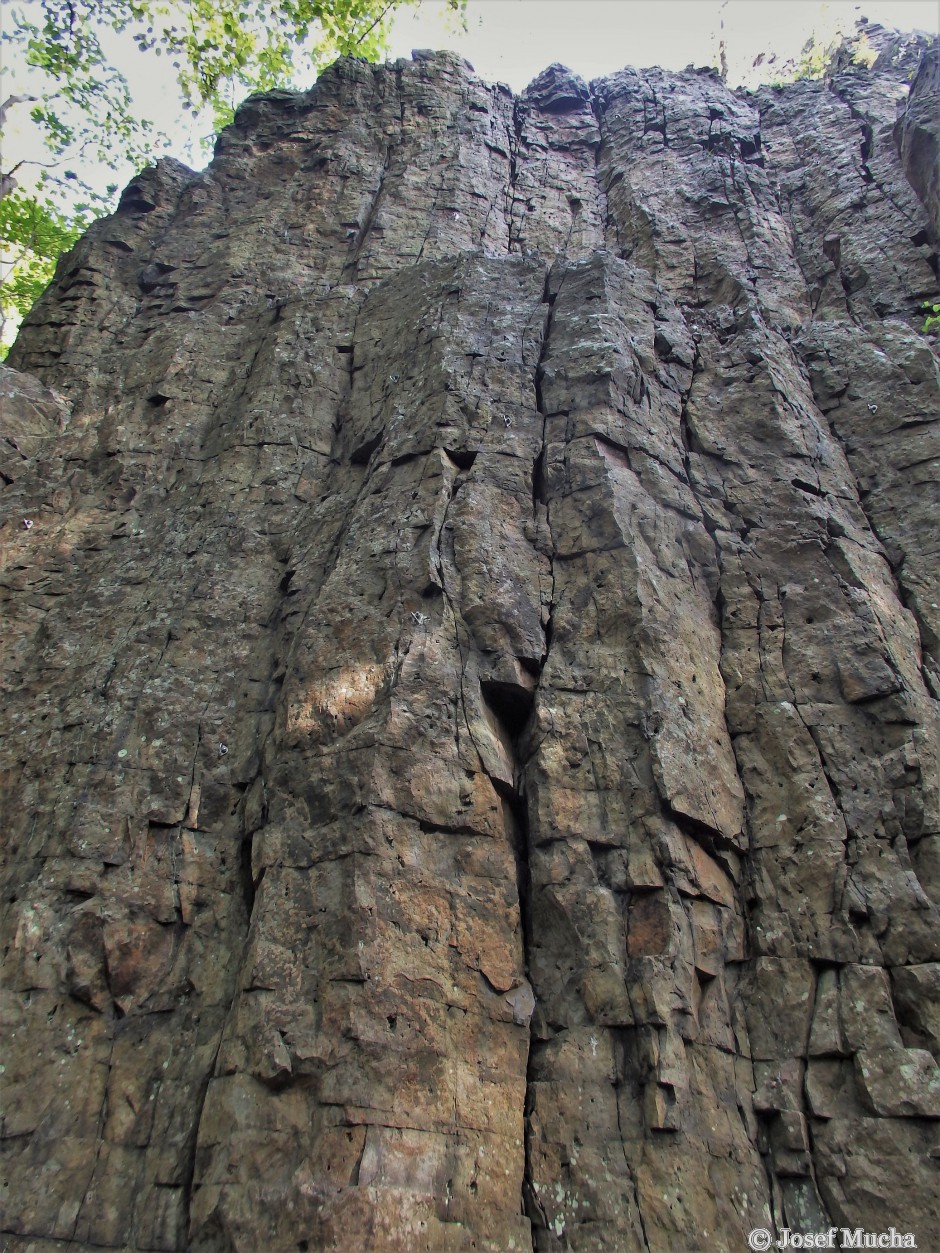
left=0, top=94, right=40, bottom=129
left=351, top=2, right=395, bottom=51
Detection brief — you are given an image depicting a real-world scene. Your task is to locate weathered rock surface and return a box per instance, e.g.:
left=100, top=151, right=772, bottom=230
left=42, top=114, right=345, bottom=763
left=2, top=23, right=938, bottom=1252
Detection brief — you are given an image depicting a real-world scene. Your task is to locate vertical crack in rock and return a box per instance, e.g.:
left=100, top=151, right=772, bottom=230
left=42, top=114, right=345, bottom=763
left=343, top=66, right=403, bottom=281
left=517, top=265, right=562, bottom=1243
left=2, top=30, right=939, bottom=1253
left=586, top=90, right=614, bottom=255
left=70, top=1033, right=116, bottom=1244
left=507, top=95, right=525, bottom=254
left=803, top=357, right=940, bottom=695
left=532, top=268, right=561, bottom=670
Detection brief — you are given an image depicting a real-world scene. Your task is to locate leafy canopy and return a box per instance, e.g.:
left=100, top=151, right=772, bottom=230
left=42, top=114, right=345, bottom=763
left=0, top=190, right=88, bottom=331
left=1, top=0, right=464, bottom=352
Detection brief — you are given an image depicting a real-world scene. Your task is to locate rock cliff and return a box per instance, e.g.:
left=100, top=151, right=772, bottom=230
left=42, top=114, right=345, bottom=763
left=2, top=23, right=939, bottom=1252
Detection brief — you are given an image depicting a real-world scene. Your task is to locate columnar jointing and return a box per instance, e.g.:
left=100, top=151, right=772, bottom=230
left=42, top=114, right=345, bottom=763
left=1, top=27, right=939, bottom=1252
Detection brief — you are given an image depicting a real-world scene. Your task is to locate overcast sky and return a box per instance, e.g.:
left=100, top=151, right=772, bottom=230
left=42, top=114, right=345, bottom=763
left=388, top=0, right=939, bottom=91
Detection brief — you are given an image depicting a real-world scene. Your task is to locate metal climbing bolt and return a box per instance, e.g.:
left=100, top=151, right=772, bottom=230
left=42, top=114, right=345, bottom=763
left=388, top=373, right=400, bottom=384
left=411, top=610, right=429, bottom=625
left=22, top=519, right=33, bottom=530
left=503, top=415, right=512, bottom=428
left=218, top=743, right=228, bottom=757
left=868, top=403, right=878, bottom=413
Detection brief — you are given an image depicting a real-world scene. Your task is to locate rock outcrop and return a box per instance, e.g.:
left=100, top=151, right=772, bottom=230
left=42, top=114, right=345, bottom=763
left=2, top=24, right=938, bottom=1252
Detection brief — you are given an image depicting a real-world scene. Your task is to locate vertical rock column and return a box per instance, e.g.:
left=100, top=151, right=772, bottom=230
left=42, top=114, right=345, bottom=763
left=189, top=255, right=551, bottom=1250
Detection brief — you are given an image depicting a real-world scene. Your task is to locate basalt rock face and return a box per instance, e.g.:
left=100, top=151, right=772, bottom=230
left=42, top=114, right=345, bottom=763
left=2, top=27, right=939, bottom=1252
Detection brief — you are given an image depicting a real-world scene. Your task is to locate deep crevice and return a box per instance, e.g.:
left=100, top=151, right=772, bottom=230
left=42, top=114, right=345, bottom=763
left=481, top=678, right=535, bottom=742
left=444, top=447, right=478, bottom=471
left=350, top=428, right=384, bottom=466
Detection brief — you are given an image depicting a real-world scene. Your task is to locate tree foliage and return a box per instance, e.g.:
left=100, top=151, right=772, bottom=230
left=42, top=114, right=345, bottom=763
left=0, top=191, right=87, bottom=344
left=764, top=26, right=879, bottom=88
left=1, top=0, right=463, bottom=352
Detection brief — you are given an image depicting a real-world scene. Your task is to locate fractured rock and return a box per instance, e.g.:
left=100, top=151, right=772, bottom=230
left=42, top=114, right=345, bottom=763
left=1, top=25, right=939, bottom=1253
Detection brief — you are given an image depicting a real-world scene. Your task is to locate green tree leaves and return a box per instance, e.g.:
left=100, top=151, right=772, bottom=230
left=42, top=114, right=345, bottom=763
left=0, top=191, right=87, bottom=346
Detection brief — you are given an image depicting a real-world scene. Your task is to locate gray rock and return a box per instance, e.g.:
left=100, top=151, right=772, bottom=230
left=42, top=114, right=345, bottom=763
left=1, top=24, right=938, bottom=1252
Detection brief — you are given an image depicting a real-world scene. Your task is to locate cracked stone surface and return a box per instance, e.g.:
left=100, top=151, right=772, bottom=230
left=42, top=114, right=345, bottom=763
left=2, top=22, right=939, bottom=1252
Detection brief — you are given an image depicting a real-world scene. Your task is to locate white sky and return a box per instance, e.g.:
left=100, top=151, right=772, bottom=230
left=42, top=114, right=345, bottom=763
left=389, top=0, right=939, bottom=91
